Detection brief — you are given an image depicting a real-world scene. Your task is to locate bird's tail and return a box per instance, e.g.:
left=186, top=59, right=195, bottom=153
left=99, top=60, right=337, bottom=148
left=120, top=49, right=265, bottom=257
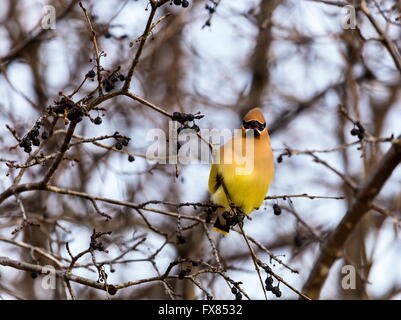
left=213, top=210, right=230, bottom=235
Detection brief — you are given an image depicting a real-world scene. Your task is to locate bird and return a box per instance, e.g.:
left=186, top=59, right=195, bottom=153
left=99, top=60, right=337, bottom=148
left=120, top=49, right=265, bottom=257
left=208, top=108, right=274, bottom=234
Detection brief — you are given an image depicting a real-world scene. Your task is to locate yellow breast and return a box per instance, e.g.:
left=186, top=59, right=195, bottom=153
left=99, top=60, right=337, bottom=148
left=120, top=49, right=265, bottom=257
left=209, top=133, right=274, bottom=214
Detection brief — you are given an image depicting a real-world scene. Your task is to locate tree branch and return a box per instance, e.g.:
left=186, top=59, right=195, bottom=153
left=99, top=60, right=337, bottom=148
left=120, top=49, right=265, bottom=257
left=302, top=136, right=401, bottom=299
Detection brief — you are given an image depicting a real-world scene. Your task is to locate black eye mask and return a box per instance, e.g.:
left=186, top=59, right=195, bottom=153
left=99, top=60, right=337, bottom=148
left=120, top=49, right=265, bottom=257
left=242, top=120, right=266, bottom=131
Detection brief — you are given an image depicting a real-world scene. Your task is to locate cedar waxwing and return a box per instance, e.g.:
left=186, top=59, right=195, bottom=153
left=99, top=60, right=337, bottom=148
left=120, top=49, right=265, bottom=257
left=208, top=108, right=274, bottom=234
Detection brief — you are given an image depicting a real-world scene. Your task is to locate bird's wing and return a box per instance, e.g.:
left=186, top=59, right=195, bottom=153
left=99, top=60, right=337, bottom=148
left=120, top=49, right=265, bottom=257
left=208, top=163, right=223, bottom=194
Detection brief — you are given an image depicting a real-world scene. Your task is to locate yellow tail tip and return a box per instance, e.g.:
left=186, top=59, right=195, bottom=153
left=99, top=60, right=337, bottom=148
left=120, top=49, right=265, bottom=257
left=213, top=227, right=229, bottom=235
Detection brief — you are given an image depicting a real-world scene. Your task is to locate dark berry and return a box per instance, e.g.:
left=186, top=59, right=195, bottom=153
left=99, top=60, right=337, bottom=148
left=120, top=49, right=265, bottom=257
left=121, top=137, right=129, bottom=146
left=19, top=139, right=31, bottom=149
left=172, top=112, right=182, bottom=121
left=265, top=276, right=273, bottom=285
left=107, top=285, right=117, bottom=296
left=235, top=292, right=242, bottom=300
left=273, top=204, right=281, bottom=216
left=41, top=131, right=49, bottom=139
left=28, top=128, right=39, bottom=140
left=31, top=272, right=38, bottom=279
left=24, top=145, right=32, bottom=153
left=110, top=75, right=118, bottom=83
left=86, top=70, right=96, bottom=78
left=231, top=287, right=238, bottom=294
left=53, top=105, right=65, bottom=114
left=272, top=286, right=281, bottom=297
left=173, top=0, right=181, bottom=5
left=277, top=155, right=283, bottom=163
left=128, top=155, right=135, bottom=162
left=264, top=265, right=272, bottom=274
left=265, top=283, right=273, bottom=291
left=356, top=122, right=365, bottom=134
left=182, top=0, right=189, bottom=7
left=67, top=107, right=84, bottom=121
left=178, top=270, right=186, bottom=279
left=104, top=84, right=115, bottom=92
left=32, top=137, right=40, bottom=146
left=103, top=79, right=115, bottom=92
left=115, top=142, right=123, bottom=150
left=184, top=114, right=195, bottom=122
left=118, top=74, right=125, bottom=81
left=177, top=234, right=186, bottom=244
left=94, top=116, right=102, bottom=125
left=350, top=128, right=358, bottom=136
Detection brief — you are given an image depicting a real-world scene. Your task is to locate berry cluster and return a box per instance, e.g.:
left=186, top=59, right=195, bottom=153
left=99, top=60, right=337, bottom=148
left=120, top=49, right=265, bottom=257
left=51, top=97, right=84, bottom=123
left=273, top=203, right=281, bottom=216
left=173, top=112, right=194, bottom=123
left=350, top=121, right=365, bottom=140
left=174, top=112, right=203, bottom=151
left=171, top=0, right=189, bottom=8
left=67, top=106, right=84, bottom=122
left=113, top=132, right=130, bottom=151
left=86, top=69, right=96, bottom=79
left=230, top=283, right=243, bottom=300
left=261, top=264, right=281, bottom=298
left=222, top=211, right=243, bottom=227
left=52, top=96, right=74, bottom=114
left=89, top=230, right=112, bottom=253
left=102, top=73, right=125, bottom=93
left=172, top=111, right=204, bottom=124
left=19, top=123, right=48, bottom=153
left=178, top=266, right=191, bottom=280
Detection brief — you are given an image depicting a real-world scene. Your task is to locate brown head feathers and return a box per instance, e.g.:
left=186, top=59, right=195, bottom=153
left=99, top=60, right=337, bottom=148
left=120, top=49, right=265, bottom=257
left=242, top=108, right=267, bottom=133
left=243, top=108, right=266, bottom=124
